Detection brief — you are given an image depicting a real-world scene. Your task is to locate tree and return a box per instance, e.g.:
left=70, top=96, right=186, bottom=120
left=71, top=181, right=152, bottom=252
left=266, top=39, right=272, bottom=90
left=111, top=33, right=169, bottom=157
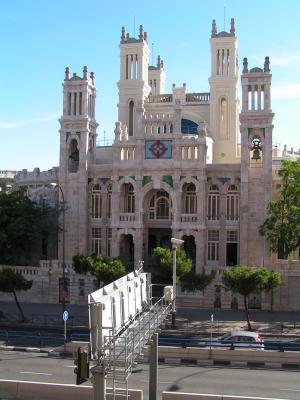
left=0, top=188, right=57, bottom=265
left=222, top=266, right=282, bottom=331
left=73, top=254, right=126, bottom=288
left=0, top=268, right=32, bottom=322
left=149, top=247, right=192, bottom=284
left=148, top=247, right=212, bottom=291
left=181, top=271, right=213, bottom=292
left=259, top=159, right=300, bottom=259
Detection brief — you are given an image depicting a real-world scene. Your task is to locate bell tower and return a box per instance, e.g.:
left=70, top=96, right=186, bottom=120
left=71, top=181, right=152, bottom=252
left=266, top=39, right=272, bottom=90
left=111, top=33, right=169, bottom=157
left=59, top=66, right=98, bottom=260
left=117, top=25, right=150, bottom=136
left=239, top=57, right=274, bottom=266
left=209, top=18, right=239, bottom=163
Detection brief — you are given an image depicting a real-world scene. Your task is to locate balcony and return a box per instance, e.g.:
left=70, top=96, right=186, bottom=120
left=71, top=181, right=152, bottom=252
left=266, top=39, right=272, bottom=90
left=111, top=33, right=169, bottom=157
left=119, top=213, right=135, bottom=222
left=180, top=214, right=198, bottom=223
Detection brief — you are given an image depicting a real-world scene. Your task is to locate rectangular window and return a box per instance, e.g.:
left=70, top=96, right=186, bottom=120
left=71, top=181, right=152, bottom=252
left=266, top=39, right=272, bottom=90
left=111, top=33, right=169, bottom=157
left=79, top=92, right=82, bottom=115
left=107, top=193, right=111, bottom=218
left=126, top=195, right=135, bottom=213
left=78, top=278, right=85, bottom=297
left=107, top=228, right=112, bottom=257
left=227, top=230, right=238, bottom=242
left=208, top=194, right=220, bottom=220
left=207, top=230, right=219, bottom=261
left=226, top=194, right=239, bottom=221
left=91, top=227, right=101, bottom=255
left=91, top=194, right=102, bottom=219
left=185, top=195, right=197, bottom=214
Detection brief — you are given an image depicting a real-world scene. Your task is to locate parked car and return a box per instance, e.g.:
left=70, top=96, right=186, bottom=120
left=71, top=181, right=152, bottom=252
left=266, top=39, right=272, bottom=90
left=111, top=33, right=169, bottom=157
left=202, top=330, right=264, bottom=350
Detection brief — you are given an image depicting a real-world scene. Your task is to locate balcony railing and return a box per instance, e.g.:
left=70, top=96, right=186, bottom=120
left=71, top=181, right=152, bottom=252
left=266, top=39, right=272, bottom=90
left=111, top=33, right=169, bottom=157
left=186, top=92, right=210, bottom=102
left=147, top=94, right=173, bottom=103
left=119, top=213, right=135, bottom=222
left=180, top=214, right=198, bottom=223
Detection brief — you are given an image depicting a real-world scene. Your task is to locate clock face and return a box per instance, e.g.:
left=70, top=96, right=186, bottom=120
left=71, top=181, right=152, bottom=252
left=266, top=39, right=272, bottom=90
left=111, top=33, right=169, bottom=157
left=145, top=140, right=172, bottom=159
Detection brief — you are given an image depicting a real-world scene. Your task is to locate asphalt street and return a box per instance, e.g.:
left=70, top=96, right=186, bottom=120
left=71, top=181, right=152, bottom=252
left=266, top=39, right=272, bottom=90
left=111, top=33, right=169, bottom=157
left=0, top=350, right=300, bottom=399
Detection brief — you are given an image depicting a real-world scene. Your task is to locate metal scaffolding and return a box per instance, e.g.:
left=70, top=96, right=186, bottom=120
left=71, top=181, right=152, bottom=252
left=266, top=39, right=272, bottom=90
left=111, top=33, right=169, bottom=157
left=92, top=294, right=172, bottom=399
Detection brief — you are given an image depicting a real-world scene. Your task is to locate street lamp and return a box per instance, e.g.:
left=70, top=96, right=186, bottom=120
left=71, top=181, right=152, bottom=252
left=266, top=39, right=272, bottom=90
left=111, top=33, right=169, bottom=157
left=51, top=182, right=67, bottom=315
left=170, top=237, right=184, bottom=329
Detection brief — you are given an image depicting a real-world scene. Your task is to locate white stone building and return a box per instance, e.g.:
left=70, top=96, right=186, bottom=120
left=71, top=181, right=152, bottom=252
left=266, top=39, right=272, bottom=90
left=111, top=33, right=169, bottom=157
left=12, top=19, right=300, bottom=310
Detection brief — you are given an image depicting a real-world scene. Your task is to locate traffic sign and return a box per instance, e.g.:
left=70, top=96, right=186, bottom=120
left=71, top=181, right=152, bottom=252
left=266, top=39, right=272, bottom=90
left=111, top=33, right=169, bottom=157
left=63, top=310, right=69, bottom=321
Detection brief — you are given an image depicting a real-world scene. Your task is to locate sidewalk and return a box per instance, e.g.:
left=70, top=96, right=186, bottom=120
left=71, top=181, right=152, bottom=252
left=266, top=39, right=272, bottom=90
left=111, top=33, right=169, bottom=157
left=1, top=301, right=300, bottom=336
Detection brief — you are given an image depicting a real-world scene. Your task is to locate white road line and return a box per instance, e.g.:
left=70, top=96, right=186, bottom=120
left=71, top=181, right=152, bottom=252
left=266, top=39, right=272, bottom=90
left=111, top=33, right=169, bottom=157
left=280, top=388, right=300, bottom=392
left=140, top=379, right=172, bottom=384
left=63, top=365, right=76, bottom=368
left=20, top=371, right=53, bottom=376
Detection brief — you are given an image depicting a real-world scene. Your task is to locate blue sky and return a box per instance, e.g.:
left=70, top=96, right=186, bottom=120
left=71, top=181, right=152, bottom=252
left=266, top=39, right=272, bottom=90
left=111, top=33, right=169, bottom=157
left=1, top=0, right=300, bottom=171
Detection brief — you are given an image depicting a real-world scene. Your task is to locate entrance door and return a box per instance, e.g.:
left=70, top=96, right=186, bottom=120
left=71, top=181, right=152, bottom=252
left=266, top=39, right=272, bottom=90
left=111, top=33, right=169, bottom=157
left=226, top=243, right=237, bottom=266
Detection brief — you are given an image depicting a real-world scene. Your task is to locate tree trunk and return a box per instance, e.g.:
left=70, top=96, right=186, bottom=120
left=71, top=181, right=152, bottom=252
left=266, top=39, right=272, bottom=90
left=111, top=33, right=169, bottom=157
left=244, top=295, right=252, bottom=331
left=12, top=290, right=26, bottom=322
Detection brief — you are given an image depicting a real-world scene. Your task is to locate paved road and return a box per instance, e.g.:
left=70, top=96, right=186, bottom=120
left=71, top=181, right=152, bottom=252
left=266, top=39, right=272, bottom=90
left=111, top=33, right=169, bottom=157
left=0, top=350, right=300, bottom=399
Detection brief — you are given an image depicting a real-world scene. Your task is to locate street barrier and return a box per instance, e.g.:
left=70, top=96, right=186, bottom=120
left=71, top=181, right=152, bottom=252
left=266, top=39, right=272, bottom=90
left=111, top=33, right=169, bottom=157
left=0, top=380, right=143, bottom=400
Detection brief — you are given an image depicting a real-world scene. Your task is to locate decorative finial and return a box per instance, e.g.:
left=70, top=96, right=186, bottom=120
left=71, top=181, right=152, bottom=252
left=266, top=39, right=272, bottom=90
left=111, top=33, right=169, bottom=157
left=230, top=18, right=235, bottom=35
left=144, top=31, right=148, bottom=42
left=65, top=66, right=70, bottom=80
left=139, top=25, right=144, bottom=40
left=243, top=57, right=248, bottom=73
left=126, top=33, right=130, bottom=40
left=161, top=59, right=164, bottom=69
left=157, top=55, right=161, bottom=68
left=90, top=72, right=95, bottom=85
left=211, top=19, right=217, bottom=37
left=83, top=65, right=88, bottom=79
left=264, top=56, right=270, bottom=72
left=121, top=26, right=126, bottom=42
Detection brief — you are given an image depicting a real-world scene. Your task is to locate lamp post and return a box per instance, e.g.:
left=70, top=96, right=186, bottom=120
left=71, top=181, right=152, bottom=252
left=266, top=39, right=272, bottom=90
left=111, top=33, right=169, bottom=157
left=170, top=237, right=184, bottom=329
left=51, top=183, right=66, bottom=315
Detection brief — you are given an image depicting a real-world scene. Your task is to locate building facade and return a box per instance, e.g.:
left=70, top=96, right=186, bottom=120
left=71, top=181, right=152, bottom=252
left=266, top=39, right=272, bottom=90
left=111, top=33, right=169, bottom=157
left=11, top=19, right=300, bottom=309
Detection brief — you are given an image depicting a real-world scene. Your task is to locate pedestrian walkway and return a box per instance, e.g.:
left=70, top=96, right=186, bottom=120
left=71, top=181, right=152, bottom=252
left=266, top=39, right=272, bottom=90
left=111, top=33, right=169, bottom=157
left=1, top=301, right=300, bottom=336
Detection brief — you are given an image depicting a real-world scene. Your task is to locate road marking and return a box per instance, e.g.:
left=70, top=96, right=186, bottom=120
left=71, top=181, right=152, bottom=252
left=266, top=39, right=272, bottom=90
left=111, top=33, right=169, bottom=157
left=20, top=371, right=53, bottom=376
left=280, top=389, right=300, bottom=392
left=140, top=379, right=173, bottom=384
left=63, top=365, right=76, bottom=368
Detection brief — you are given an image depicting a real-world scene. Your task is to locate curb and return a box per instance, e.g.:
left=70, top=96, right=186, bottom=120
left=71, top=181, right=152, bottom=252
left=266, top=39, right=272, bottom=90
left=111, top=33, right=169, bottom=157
left=143, top=356, right=300, bottom=370
left=0, top=345, right=72, bottom=357
left=0, top=345, right=49, bottom=353
left=48, top=351, right=73, bottom=358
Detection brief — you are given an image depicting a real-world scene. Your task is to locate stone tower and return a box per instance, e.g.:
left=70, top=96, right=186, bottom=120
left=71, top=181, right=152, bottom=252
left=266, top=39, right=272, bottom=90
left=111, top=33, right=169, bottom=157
left=209, top=18, right=240, bottom=163
left=117, top=25, right=151, bottom=136
left=239, top=57, right=274, bottom=266
left=58, top=66, right=98, bottom=260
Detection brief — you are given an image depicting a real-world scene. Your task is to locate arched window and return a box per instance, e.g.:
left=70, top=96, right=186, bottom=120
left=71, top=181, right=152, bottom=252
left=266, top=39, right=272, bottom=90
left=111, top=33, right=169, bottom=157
left=68, top=139, right=79, bottom=173
left=124, top=183, right=135, bottom=213
left=149, top=190, right=171, bottom=220
left=183, top=183, right=197, bottom=214
left=129, top=100, right=134, bottom=136
left=181, top=119, right=198, bottom=134
left=91, top=184, right=102, bottom=219
left=220, top=97, right=227, bottom=139
left=207, top=184, right=220, bottom=221
left=107, top=184, right=112, bottom=218
left=226, top=184, right=239, bottom=221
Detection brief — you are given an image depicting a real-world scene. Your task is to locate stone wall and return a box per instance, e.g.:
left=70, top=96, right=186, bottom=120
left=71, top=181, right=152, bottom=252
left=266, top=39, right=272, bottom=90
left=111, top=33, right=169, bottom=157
left=0, top=261, right=96, bottom=305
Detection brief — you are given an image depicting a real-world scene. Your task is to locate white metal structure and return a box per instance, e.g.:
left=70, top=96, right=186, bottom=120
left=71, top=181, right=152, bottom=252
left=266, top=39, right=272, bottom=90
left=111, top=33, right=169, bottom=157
left=88, top=269, right=172, bottom=399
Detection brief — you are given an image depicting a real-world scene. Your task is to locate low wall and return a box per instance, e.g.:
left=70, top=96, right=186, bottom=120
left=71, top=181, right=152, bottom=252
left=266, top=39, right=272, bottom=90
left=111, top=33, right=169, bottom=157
left=143, top=346, right=300, bottom=369
left=0, top=380, right=143, bottom=400
left=162, top=392, right=282, bottom=400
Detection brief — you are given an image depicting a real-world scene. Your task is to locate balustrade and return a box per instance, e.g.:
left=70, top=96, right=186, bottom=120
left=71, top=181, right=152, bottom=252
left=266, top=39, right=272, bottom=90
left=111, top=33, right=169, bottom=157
left=180, top=214, right=198, bottom=223
left=119, top=213, right=135, bottom=222
left=147, top=94, right=173, bottom=103
left=186, top=92, right=210, bottom=102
